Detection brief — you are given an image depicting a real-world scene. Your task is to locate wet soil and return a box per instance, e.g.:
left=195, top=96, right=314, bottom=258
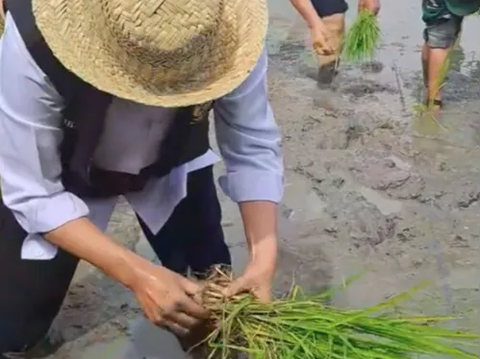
left=46, top=2, right=479, bottom=358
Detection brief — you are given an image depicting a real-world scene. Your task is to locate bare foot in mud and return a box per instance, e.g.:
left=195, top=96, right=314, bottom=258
left=423, top=87, right=443, bottom=112
left=425, top=100, right=443, bottom=119
left=317, top=62, right=338, bottom=89
left=422, top=98, right=443, bottom=114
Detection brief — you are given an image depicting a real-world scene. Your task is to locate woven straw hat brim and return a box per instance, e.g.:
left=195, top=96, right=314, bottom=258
left=32, top=0, right=267, bottom=107
left=0, top=2, right=4, bottom=35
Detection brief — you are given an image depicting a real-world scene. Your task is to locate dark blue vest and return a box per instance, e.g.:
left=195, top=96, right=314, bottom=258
left=4, top=0, right=211, bottom=198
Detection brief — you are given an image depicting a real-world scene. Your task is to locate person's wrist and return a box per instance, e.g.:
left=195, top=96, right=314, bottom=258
left=309, top=21, right=326, bottom=32
left=106, top=248, right=148, bottom=290
left=249, top=235, right=277, bottom=268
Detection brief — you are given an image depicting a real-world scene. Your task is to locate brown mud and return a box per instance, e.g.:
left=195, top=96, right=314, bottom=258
left=46, top=1, right=479, bottom=358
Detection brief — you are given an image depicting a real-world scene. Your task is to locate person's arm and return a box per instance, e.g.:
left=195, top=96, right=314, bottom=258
left=0, top=13, right=133, bottom=279
left=290, top=0, right=324, bottom=30
left=289, top=0, right=334, bottom=55
left=213, top=49, right=283, bottom=301
left=0, top=14, right=206, bottom=334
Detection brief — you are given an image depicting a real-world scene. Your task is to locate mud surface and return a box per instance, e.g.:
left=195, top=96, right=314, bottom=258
left=47, top=2, right=479, bottom=358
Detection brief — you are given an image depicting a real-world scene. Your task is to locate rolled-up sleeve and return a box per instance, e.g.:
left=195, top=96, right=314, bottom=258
left=0, top=14, right=89, bottom=234
left=214, top=49, right=284, bottom=203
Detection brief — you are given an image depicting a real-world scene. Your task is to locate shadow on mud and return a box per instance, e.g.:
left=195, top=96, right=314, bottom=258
left=51, top=267, right=137, bottom=355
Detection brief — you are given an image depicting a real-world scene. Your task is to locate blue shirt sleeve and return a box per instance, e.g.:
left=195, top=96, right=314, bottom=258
left=0, top=13, right=89, bottom=234
left=214, top=49, right=284, bottom=203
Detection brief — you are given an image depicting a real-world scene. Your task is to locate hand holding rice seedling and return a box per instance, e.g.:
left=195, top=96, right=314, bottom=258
left=188, top=266, right=478, bottom=359
left=342, top=11, right=380, bottom=63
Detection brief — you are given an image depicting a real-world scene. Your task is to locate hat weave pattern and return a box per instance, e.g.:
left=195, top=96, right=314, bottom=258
left=33, top=0, right=267, bottom=106
left=0, top=2, right=4, bottom=34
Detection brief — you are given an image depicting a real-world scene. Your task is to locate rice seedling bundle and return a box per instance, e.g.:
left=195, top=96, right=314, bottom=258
left=192, top=266, right=478, bottom=359
left=342, top=11, right=380, bottom=63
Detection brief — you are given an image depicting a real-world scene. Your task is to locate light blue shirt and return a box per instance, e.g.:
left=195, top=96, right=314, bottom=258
left=0, top=14, right=284, bottom=260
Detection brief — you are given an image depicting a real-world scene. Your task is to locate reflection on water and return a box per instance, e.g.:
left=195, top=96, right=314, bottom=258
left=449, top=45, right=466, bottom=72
left=413, top=105, right=480, bottom=156
left=469, top=60, right=480, bottom=79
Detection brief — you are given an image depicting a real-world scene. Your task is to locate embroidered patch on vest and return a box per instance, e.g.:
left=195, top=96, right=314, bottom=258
left=63, top=119, right=75, bottom=129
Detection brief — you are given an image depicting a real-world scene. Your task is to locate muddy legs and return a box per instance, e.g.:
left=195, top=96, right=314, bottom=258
left=316, top=13, right=345, bottom=88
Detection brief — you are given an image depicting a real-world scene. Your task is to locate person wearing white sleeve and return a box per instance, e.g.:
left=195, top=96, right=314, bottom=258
left=0, top=0, right=283, bottom=356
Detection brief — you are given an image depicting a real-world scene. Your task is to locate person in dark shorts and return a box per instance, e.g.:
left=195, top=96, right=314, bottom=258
left=290, top=0, right=380, bottom=87
left=422, top=0, right=480, bottom=109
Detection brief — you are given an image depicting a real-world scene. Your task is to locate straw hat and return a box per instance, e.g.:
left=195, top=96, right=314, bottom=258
left=32, top=0, right=268, bottom=107
left=0, top=2, right=4, bottom=35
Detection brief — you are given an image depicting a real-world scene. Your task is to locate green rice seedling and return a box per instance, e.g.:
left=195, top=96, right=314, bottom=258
left=342, top=11, right=380, bottom=63
left=413, top=37, right=459, bottom=130
left=192, top=266, right=479, bottom=359
left=427, top=40, right=453, bottom=109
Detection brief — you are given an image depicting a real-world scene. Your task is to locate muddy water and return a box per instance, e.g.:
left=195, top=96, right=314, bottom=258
left=266, top=0, right=479, bottom=338
left=45, top=3, right=479, bottom=358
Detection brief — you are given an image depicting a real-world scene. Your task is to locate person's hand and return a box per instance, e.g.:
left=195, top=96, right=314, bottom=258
left=358, top=0, right=380, bottom=15
left=223, top=238, right=277, bottom=302
left=311, top=24, right=334, bottom=56
left=129, top=258, right=209, bottom=336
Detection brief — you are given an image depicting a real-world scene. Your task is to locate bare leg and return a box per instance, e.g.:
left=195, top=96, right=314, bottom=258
left=317, top=13, right=345, bottom=88
left=422, top=15, right=463, bottom=108
left=426, top=47, right=450, bottom=106
left=422, top=42, right=429, bottom=89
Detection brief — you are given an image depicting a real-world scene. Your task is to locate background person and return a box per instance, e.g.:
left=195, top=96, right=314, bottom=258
left=421, top=0, right=480, bottom=109
left=289, top=0, right=381, bottom=87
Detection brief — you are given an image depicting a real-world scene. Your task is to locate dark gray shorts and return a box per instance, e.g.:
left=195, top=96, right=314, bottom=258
left=423, top=17, right=463, bottom=49
left=312, top=0, right=348, bottom=17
